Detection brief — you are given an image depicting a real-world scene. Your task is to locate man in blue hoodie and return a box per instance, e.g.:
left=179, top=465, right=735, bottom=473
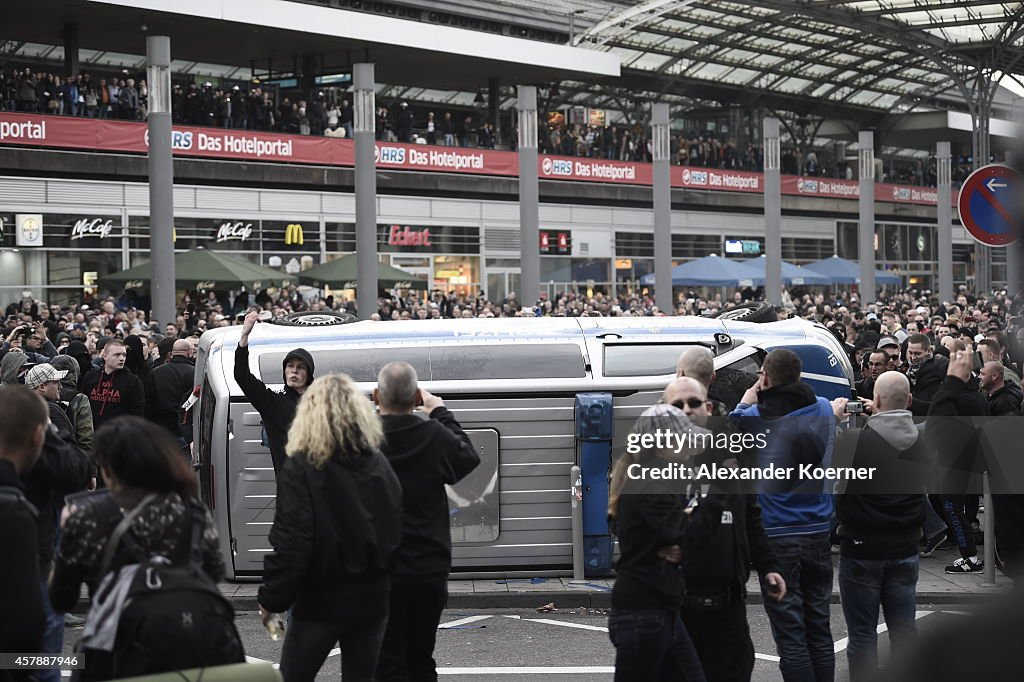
left=730, top=348, right=837, bottom=682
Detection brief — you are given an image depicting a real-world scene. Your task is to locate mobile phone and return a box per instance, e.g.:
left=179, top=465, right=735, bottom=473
left=844, top=400, right=865, bottom=415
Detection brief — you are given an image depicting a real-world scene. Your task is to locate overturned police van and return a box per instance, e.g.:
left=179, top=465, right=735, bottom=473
left=193, top=312, right=854, bottom=580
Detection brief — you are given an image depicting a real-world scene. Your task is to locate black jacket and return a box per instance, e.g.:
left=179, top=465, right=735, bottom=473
left=683, top=493, right=780, bottom=598
left=855, top=376, right=875, bottom=400
left=81, top=367, right=146, bottom=429
left=23, top=427, right=91, bottom=574
left=926, top=376, right=989, bottom=491
left=0, top=460, right=44, bottom=666
left=381, top=408, right=481, bottom=583
left=987, top=382, right=1023, bottom=416
left=233, top=345, right=313, bottom=474
left=144, top=355, right=196, bottom=442
left=835, top=410, right=933, bottom=560
left=909, top=355, right=949, bottom=416
left=610, top=464, right=725, bottom=611
left=258, top=447, right=403, bottom=621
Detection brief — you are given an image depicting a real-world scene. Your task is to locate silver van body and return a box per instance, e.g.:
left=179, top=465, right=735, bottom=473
left=193, top=316, right=854, bottom=579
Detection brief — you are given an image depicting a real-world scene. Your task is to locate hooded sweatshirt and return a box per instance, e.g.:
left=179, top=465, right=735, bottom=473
left=233, top=345, right=315, bottom=474
left=80, top=365, right=146, bottom=429
left=730, top=381, right=837, bottom=538
left=65, top=341, right=93, bottom=390
left=381, top=407, right=481, bottom=583
left=835, top=409, right=934, bottom=559
left=50, top=354, right=95, bottom=454
left=0, top=351, right=29, bottom=385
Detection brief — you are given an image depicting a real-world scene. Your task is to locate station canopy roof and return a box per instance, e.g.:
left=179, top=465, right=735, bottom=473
left=454, top=0, right=1024, bottom=121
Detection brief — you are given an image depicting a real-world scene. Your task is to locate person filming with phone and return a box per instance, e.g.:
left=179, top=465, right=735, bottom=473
left=373, top=361, right=481, bottom=682
left=832, top=372, right=934, bottom=681
left=235, top=309, right=315, bottom=475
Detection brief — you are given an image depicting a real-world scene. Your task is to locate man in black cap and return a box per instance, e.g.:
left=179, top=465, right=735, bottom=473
left=234, top=310, right=315, bottom=474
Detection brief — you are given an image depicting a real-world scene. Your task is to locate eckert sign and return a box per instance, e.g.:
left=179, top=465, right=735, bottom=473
left=388, top=225, right=431, bottom=246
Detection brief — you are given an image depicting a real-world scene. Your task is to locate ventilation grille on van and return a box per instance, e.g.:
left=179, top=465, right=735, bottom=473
left=486, top=228, right=521, bottom=251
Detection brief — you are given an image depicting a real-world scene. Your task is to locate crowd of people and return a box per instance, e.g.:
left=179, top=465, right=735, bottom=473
left=2, top=281, right=1023, bottom=681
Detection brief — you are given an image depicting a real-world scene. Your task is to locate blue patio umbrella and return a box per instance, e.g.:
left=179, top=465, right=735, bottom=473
left=730, top=257, right=833, bottom=286
left=640, top=254, right=765, bottom=287
left=803, top=255, right=902, bottom=286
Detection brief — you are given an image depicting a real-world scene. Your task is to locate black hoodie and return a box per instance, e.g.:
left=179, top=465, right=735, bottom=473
left=233, top=345, right=315, bottom=474
left=381, top=407, right=480, bottom=582
left=81, top=366, right=146, bottom=429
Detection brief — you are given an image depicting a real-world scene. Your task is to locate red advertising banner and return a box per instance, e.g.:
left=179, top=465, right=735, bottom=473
left=0, top=112, right=947, bottom=206
left=674, top=167, right=762, bottom=193
left=374, top=140, right=517, bottom=177
left=537, top=155, right=651, bottom=185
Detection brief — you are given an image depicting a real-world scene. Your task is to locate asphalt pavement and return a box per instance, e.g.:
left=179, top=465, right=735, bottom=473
left=229, top=605, right=973, bottom=681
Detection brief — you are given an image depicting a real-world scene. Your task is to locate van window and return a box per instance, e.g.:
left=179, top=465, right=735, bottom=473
left=428, top=344, right=586, bottom=380
left=259, top=348, right=431, bottom=383
left=603, top=343, right=708, bottom=377
left=258, top=344, right=585, bottom=382
left=709, top=350, right=764, bottom=411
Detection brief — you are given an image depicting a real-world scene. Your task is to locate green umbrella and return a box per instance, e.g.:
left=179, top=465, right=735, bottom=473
left=298, top=254, right=428, bottom=291
left=102, top=247, right=296, bottom=290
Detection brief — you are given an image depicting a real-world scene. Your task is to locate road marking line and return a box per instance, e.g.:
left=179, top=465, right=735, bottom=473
left=439, top=615, right=494, bottom=629
left=941, top=610, right=973, bottom=616
left=519, top=617, right=609, bottom=632
left=832, top=610, right=934, bottom=653
left=326, top=616, right=495, bottom=658
left=755, top=653, right=781, bottom=662
left=245, top=656, right=280, bottom=669
left=439, top=666, right=614, bottom=675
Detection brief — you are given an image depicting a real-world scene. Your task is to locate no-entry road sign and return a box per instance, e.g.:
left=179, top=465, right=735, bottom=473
left=958, top=164, right=1021, bottom=247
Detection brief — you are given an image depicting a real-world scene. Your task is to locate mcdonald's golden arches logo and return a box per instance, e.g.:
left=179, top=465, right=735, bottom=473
left=285, top=223, right=304, bottom=245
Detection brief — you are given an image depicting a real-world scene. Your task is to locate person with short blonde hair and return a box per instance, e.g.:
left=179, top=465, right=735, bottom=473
left=259, top=373, right=402, bottom=682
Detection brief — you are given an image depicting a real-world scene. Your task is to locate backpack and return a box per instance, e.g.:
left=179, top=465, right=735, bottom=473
left=82, top=494, right=244, bottom=679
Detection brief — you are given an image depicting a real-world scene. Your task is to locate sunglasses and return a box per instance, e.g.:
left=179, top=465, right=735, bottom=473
left=671, top=398, right=707, bottom=410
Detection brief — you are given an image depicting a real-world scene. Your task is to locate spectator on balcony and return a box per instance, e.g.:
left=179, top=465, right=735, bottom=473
left=17, top=68, right=37, bottom=111
left=297, top=100, right=311, bottom=136
left=425, top=111, right=437, bottom=145
left=394, top=101, right=414, bottom=143
left=461, top=114, right=474, bottom=147
left=326, top=101, right=341, bottom=133
left=309, top=93, right=325, bottom=136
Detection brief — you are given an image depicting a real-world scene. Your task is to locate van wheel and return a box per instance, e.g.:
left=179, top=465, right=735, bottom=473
left=714, top=302, right=777, bottom=323
left=268, top=312, right=357, bottom=326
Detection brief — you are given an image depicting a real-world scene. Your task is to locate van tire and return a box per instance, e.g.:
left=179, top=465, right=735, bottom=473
left=268, top=311, right=357, bottom=326
left=714, top=302, right=777, bottom=323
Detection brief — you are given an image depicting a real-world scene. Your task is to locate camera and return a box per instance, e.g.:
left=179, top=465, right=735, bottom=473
left=844, top=400, right=865, bottom=415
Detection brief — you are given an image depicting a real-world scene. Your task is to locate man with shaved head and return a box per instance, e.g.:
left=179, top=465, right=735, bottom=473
left=144, top=338, right=197, bottom=456
left=374, top=361, right=480, bottom=682
left=834, top=371, right=933, bottom=680
left=980, top=360, right=1023, bottom=416
left=676, top=346, right=731, bottom=416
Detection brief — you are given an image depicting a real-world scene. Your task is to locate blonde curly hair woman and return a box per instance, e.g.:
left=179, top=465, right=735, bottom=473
left=258, top=373, right=402, bottom=682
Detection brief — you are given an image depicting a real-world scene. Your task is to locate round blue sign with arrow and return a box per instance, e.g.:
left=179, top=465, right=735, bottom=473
left=957, top=164, right=1021, bottom=247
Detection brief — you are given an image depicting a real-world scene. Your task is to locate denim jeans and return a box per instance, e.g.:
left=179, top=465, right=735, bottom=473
left=607, top=608, right=706, bottom=682
left=839, top=554, right=918, bottom=682
left=31, top=578, right=64, bottom=682
left=760, top=533, right=835, bottom=682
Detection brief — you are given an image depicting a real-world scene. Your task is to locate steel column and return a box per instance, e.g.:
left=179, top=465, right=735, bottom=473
left=858, top=131, right=876, bottom=300
left=763, top=118, right=782, bottom=306
left=354, top=63, right=378, bottom=319
left=146, top=36, right=175, bottom=328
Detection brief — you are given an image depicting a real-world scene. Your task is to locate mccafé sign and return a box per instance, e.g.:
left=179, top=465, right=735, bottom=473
left=388, top=225, right=431, bottom=247
left=71, top=218, right=116, bottom=240
left=215, top=221, right=253, bottom=243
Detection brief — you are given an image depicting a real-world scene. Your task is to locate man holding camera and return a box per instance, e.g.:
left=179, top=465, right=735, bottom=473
left=1, top=322, right=57, bottom=364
